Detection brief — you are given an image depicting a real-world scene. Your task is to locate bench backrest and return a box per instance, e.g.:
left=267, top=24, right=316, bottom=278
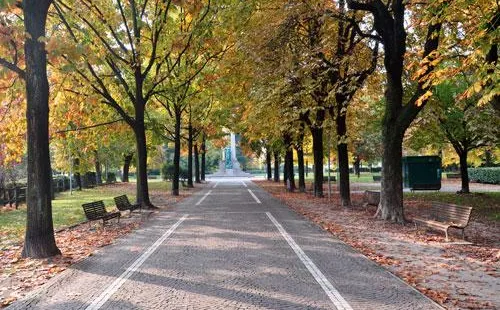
left=114, top=195, right=131, bottom=211
left=430, top=202, right=472, bottom=227
left=82, top=200, right=107, bottom=221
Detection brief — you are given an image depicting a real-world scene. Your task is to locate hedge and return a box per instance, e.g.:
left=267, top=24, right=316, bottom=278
left=468, top=168, right=500, bottom=184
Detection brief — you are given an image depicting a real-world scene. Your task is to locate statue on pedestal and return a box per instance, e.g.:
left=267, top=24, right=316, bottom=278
left=212, top=132, right=250, bottom=177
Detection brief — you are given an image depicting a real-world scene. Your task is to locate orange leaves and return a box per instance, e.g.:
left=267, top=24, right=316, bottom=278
left=0, top=221, right=140, bottom=307
left=256, top=180, right=500, bottom=309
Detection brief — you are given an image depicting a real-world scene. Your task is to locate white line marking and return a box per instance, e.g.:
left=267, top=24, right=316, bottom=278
left=241, top=181, right=248, bottom=187
left=85, top=215, right=189, bottom=310
left=212, top=182, right=219, bottom=188
left=247, top=189, right=261, bottom=204
left=196, top=190, right=212, bottom=205
left=266, top=212, right=353, bottom=310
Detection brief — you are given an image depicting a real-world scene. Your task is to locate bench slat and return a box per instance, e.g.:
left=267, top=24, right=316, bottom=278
left=414, top=202, right=473, bottom=240
left=114, top=195, right=141, bottom=212
left=82, top=200, right=120, bottom=223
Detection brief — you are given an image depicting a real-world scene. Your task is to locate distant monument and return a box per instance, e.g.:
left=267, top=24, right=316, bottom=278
left=213, top=132, right=250, bottom=177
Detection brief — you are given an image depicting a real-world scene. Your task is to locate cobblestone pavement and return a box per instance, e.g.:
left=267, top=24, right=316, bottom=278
left=8, top=179, right=442, bottom=310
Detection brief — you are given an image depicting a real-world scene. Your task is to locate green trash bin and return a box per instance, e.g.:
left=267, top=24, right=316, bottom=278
left=402, top=156, right=441, bottom=190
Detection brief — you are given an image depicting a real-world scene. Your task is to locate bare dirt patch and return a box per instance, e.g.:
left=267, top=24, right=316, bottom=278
left=256, top=180, right=499, bottom=310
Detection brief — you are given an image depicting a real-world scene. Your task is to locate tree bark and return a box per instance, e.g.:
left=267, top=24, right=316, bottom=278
left=283, top=151, right=288, bottom=186
left=273, top=151, right=280, bottom=182
left=310, top=127, right=324, bottom=197
left=354, top=155, right=361, bottom=178
left=201, top=134, right=206, bottom=181
left=94, top=150, right=102, bottom=185
left=73, top=158, right=82, bottom=191
left=194, top=143, right=201, bottom=184
left=458, top=151, right=470, bottom=193
left=122, top=153, right=133, bottom=182
left=22, top=0, right=61, bottom=258
left=296, top=144, right=305, bottom=192
left=133, top=114, right=154, bottom=208
left=376, top=131, right=405, bottom=223
left=172, top=110, right=182, bottom=196
left=266, top=149, right=272, bottom=180
left=336, top=110, right=351, bottom=206
left=284, top=134, right=295, bottom=192
left=187, top=122, right=194, bottom=188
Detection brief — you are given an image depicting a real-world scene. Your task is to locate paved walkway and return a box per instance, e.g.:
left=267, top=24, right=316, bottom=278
left=9, top=179, right=441, bottom=310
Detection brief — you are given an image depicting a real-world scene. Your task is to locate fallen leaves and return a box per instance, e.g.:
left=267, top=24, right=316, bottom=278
left=256, top=180, right=500, bottom=310
left=0, top=221, right=140, bottom=308
left=0, top=183, right=202, bottom=308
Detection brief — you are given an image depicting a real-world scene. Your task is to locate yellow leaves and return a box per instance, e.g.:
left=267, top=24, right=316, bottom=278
left=415, top=90, right=433, bottom=107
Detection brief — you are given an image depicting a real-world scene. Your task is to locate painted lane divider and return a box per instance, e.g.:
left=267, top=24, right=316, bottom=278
left=247, top=189, right=261, bottom=204
left=212, top=182, right=219, bottom=188
left=196, top=190, right=212, bottom=206
left=241, top=181, right=248, bottom=187
left=85, top=214, right=189, bottom=310
left=266, top=212, right=353, bottom=310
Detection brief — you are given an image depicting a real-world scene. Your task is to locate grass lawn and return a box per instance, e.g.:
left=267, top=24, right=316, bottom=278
left=404, top=191, right=500, bottom=222
left=0, top=180, right=170, bottom=246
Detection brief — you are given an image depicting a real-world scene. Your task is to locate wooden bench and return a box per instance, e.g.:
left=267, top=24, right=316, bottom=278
left=322, top=176, right=336, bottom=183
left=413, top=202, right=472, bottom=241
left=114, top=195, right=141, bottom=214
left=82, top=200, right=121, bottom=226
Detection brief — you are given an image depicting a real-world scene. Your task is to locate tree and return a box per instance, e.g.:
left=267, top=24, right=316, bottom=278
left=23, top=0, right=60, bottom=258
left=432, top=80, right=499, bottom=193
left=347, top=0, right=445, bottom=222
left=0, top=0, right=61, bottom=258
left=54, top=0, right=188, bottom=208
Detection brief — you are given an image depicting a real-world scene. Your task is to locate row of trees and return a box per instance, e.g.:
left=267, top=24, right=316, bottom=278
left=227, top=0, right=499, bottom=221
left=0, top=0, right=251, bottom=258
left=0, top=0, right=498, bottom=258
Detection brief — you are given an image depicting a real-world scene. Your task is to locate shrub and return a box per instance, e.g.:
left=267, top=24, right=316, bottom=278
left=468, top=168, right=500, bottom=184
left=161, top=164, right=187, bottom=181
left=106, top=173, right=117, bottom=183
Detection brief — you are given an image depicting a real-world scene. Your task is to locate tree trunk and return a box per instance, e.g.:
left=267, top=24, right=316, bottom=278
left=284, top=134, right=295, bottom=192
left=187, top=123, right=194, bottom=188
left=376, top=131, right=405, bottom=223
left=286, top=148, right=295, bottom=191
left=485, top=11, right=500, bottom=116
left=172, top=110, right=182, bottom=196
left=336, top=110, right=351, bottom=206
left=194, top=143, right=201, bottom=184
left=296, top=145, right=305, bottom=192
left=73, top=158, right=82, bottom=191
left=266, top=149, right=272, bottom=180
left=283, top=152, right=288, bottom=186
left=133, top=116, right=154, bottom=208
left=458, top=151, right=470, bottom=193
left=273, top=151, right=280, bottom=182
left=122, top=153, right=133, bottom=182
left=310, top=127, right=324, bottom=197
left=354, top=155, right=361, bottom=178
left=22, top=0, right=61, bottom=258
left=94, top=150, right=102, bottom=185
left=201, top=135, right=206, bottom=181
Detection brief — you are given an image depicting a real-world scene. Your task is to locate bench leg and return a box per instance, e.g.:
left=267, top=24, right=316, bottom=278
left=445, top=229, right=449, bottom=242
left=461, top=229, right=465, bottom=240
